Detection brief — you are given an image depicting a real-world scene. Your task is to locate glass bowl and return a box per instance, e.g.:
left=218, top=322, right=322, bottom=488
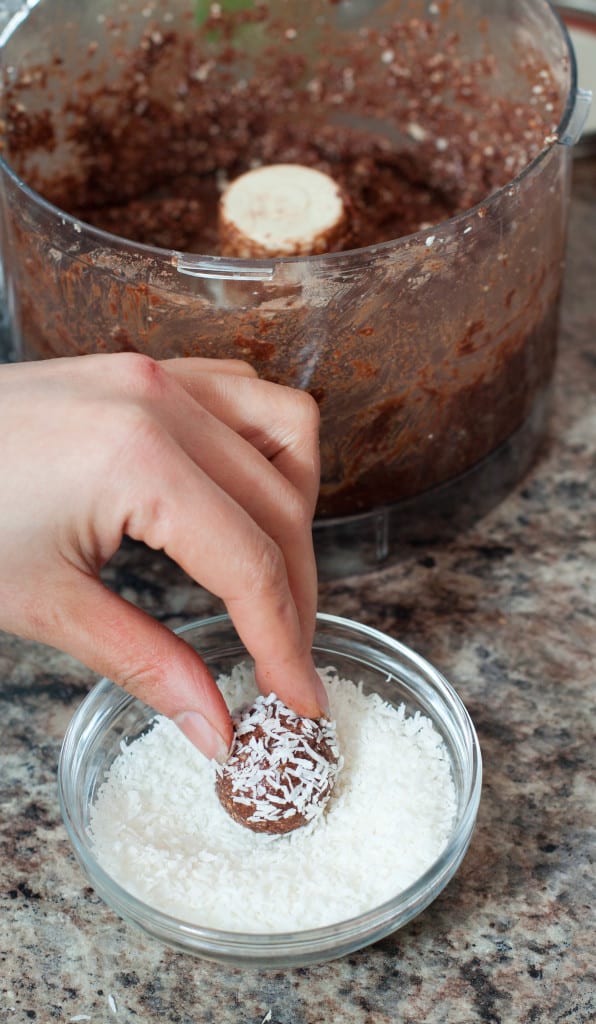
left=58, top=612, right=482, bottom=967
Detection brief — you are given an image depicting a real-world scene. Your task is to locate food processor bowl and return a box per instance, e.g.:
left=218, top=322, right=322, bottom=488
left=0, top=1, right=588, bottom=573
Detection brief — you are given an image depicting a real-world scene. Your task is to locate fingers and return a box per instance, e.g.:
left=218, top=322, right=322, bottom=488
left=104, top=353, right=320, bottom=653
left=113, top=421, right=326, bottom=719
left=1, top=353, right=326, bottom=740
left=160, top=362, right=321, bottom=657
left=124, top=356, right=324, bottom=714
left=145, top=379, right=318, bottom=652
left=167, top=357, right=258, bottom=379
left=19, top=570, right=234, bottom=762
left=162, top=359, right=321, bottom=515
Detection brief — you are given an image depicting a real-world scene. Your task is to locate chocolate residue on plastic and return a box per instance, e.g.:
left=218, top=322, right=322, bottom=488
left=0, top=0, right=569, bottom=518
left=2, top=8, right=560, bottom=250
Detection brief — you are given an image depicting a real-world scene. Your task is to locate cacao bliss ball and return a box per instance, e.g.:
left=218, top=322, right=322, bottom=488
left=215, top=693, right=342, bottom=836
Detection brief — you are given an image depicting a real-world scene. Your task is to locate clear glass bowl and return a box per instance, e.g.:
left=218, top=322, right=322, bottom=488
left=58, top=613, right=482, bottom=967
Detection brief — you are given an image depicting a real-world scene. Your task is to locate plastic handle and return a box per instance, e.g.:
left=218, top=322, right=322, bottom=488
left=559, top=88, right=593, bottom=146
left=0, top=1, right=30, bottom=31
left=0, top=0, right=36, bottom=46
left=175, top=256, right=276, bottom=282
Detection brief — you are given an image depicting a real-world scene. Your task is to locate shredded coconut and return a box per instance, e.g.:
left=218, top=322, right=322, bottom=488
left=216, top=694, right=342, bottom=833
left=89, top=666, right=457, bottom=933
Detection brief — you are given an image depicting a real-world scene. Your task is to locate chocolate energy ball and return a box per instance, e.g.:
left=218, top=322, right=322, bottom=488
left=215, top=693, right=342, bottom=836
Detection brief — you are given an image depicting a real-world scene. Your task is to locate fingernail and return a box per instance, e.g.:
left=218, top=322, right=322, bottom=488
left=314, top=672, right=331, bottom=717
left=174, top=711, right=230, bottom=763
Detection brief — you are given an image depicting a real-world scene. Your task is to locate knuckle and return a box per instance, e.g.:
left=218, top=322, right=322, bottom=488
left=245, top=535, right=288, bottom=598
left=222, top=358, right=258, bottom=378
left=113, top=353, right=168, bottom=403
left=292, top=388, right=321, bottom=435
left=282, top=487, right=313, bottom=534
left=118, top=656, right=167, bottom=709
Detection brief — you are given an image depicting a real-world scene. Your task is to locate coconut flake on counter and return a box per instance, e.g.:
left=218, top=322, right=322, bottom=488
left=88, top=665, right=457, bottom=934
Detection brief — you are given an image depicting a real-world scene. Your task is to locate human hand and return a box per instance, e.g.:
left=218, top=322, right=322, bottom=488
left=0, top=353, right=326, bottom=760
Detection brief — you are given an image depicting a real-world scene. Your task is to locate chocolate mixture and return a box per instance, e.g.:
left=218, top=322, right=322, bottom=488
left=2, top=5, right=561, bottom=249
left=0, top=0, right=569, bottom=517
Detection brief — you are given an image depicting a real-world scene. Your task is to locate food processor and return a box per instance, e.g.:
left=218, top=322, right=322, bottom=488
left=0, top=0, right=589, bottom=573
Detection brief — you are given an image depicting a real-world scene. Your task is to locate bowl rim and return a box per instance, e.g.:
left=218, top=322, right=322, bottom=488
left=58, top=611, right=482, bottom=957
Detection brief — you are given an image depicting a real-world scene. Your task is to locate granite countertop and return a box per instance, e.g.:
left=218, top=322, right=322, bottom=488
left=1, top=159, right=594, bottom=1024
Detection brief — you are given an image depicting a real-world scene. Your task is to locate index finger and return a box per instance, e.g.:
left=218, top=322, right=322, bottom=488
left=162, top=359, right=321, bottom=516
left=114, top=422, right=326, bottom=720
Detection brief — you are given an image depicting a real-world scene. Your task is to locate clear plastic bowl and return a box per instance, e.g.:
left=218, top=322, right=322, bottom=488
left=0, top=0, right=589, bottom=576
left=58, top=613, right=482, bottom=967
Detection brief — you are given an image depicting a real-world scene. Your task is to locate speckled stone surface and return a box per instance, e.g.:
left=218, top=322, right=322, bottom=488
left=1, top=159, right=595, bottom=1024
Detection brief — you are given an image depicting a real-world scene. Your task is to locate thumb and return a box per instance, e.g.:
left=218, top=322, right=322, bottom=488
left=41, top=573, right=233, bottom=762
